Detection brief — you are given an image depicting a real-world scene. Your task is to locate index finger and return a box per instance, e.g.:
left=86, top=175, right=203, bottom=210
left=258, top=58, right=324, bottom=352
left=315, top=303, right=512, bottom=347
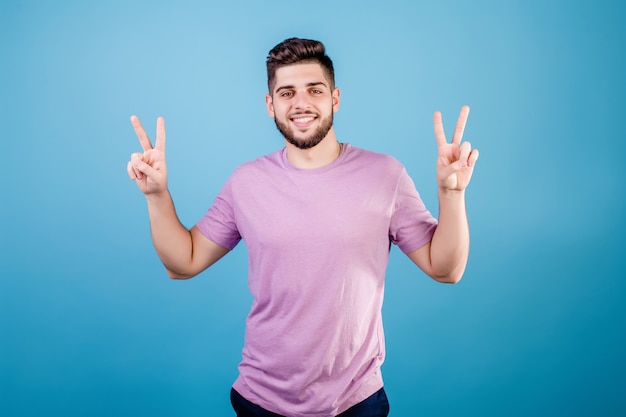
left=451, top=105, right=470, bottom=145
left=155, top=116, right=166, bottom=152
left=130, top=115, right=153, bottom=152
left=433, top=111, right=447, bottom=147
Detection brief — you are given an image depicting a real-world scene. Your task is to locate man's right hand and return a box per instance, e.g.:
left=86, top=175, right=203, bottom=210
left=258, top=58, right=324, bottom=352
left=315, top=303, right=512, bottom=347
left=127, top=115, right=168, bottom=195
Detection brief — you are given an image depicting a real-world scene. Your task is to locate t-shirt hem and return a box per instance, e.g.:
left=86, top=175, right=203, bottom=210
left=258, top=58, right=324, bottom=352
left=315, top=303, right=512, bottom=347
left=232, top=371, right=384, bottom=417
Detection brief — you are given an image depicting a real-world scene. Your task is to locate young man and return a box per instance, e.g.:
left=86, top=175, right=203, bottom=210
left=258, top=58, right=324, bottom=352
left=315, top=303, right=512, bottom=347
left=127, top=38, right=479, bottom=417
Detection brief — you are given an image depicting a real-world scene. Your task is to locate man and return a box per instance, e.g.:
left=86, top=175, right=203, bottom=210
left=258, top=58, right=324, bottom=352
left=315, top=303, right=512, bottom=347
left=127, top=38, right=479, bottom=417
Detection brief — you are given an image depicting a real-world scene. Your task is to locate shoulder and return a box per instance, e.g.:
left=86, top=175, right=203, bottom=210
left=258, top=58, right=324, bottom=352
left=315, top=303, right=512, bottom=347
left=343, top=144, right=405, bottom=173
left=229, top=149, right=285, bottom=180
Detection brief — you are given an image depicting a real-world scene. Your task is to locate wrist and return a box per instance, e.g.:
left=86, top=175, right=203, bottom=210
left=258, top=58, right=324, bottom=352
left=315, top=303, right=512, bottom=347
left=145, top=188, right=171, bottom=203
left=438, top=187, right=465, bottom=201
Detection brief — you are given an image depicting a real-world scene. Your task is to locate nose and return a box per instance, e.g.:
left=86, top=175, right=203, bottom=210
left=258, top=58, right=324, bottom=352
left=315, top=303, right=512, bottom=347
left=293, top=91, right=312, bottom=110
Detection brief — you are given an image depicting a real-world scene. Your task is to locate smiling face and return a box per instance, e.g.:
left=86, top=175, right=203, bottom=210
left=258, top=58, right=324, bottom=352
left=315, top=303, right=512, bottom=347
left=266, top=63, right=340, bottom=150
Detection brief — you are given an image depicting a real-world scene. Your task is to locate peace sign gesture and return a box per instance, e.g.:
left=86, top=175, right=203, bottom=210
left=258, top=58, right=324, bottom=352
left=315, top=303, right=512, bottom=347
left=434, top=105, right=479, bottom=192
left=127, top=115, right=168, bottom=195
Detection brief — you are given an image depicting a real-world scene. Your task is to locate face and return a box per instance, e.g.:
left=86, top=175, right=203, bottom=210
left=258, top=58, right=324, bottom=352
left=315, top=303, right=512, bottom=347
left=266, top=63, right=340, bottom=150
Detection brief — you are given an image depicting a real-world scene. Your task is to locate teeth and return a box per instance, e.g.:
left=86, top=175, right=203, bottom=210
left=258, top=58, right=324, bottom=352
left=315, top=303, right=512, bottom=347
left=293, top=117, right=314, bottom=123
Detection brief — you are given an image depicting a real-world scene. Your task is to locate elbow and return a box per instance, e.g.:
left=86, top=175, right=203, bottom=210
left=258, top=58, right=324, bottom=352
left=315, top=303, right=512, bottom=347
left=432, top=272, right=464, bottom=284
left=430, top=265, right=465, bottom=284
left=165, top=267, right=196, bottom=280
left=429, top=257, right=467, bottom=284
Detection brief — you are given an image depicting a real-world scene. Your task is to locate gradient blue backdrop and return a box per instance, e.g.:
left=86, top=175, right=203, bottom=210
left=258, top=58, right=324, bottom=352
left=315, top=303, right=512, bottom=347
left=2, top=0, right=625, bottom=416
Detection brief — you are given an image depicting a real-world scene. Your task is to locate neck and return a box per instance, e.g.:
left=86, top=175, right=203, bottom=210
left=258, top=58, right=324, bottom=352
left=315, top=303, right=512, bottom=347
left=285, top=128, right=342, bottom=169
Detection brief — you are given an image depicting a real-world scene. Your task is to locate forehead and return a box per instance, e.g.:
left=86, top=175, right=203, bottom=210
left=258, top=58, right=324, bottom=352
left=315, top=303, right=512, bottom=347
left=273, top=63, right=330, bottom=91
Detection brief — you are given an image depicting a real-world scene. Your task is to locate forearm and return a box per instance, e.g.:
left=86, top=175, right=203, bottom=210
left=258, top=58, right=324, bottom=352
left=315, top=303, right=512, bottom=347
left=144, top=190, right=194, bottom=277
left=430, top=189, right=470, bottom=282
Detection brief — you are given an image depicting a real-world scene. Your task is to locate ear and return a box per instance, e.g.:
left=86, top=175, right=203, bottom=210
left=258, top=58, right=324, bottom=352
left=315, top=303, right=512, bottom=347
left=265, top=94, right=275, bottom=118
left=332, top=88, right=341, bottom=113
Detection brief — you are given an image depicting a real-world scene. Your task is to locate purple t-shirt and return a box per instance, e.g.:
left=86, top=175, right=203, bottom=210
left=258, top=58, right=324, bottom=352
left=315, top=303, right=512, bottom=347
left=196, top=144, right=437, bottom=416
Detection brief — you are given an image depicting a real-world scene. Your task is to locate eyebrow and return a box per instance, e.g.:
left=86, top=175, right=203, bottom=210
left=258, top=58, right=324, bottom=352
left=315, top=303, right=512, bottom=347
left=274, top=81, right=328, bottom=94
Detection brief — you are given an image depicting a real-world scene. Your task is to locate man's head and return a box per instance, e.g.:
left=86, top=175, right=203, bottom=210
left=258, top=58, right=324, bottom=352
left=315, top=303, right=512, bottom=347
left=266, top=38, right=335, bottom=94
left=265, top=38, right=340, bottom=151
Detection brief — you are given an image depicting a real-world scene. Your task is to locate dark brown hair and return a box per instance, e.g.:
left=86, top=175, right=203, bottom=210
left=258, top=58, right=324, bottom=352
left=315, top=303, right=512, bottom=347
left=266, top=38, right=335, bottom=93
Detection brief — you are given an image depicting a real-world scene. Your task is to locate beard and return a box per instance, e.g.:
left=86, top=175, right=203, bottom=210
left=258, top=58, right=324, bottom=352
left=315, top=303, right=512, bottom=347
left=274, top=111, right=334, bottom=150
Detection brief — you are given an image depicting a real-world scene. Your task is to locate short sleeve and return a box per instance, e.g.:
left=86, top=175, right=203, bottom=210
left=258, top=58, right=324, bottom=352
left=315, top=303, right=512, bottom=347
left=196, top=178, right=242, bottom=251
left=389, top=168, right=438, bottom=254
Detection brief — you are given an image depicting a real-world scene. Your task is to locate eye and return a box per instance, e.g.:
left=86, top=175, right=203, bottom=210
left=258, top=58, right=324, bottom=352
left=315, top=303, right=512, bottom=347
left=280, top=91, right=294, bottom=98
left=311, top=89, right=323, bottom=94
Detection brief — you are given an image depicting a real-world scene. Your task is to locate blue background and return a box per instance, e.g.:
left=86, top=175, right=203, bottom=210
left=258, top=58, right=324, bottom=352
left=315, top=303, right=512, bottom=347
left=2, top=0, right=625, bottom=416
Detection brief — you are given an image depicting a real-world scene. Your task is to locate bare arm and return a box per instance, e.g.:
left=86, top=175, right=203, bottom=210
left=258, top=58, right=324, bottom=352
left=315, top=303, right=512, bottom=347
left=407, top=190, right=469, bottom=283
left=127, top=116, right=229, bottom=279
left=142, top=191, right=229, bottom=279
left=407, top=106, right=479, bottom=283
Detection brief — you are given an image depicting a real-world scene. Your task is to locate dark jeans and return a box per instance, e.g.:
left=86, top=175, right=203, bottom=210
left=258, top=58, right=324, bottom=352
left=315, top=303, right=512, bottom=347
left=230, top=387, right=390, bottom=417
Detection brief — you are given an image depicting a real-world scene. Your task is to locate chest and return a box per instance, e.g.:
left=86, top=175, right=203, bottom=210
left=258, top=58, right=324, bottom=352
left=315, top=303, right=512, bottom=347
left=232, top=171, right=396, bottom=252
